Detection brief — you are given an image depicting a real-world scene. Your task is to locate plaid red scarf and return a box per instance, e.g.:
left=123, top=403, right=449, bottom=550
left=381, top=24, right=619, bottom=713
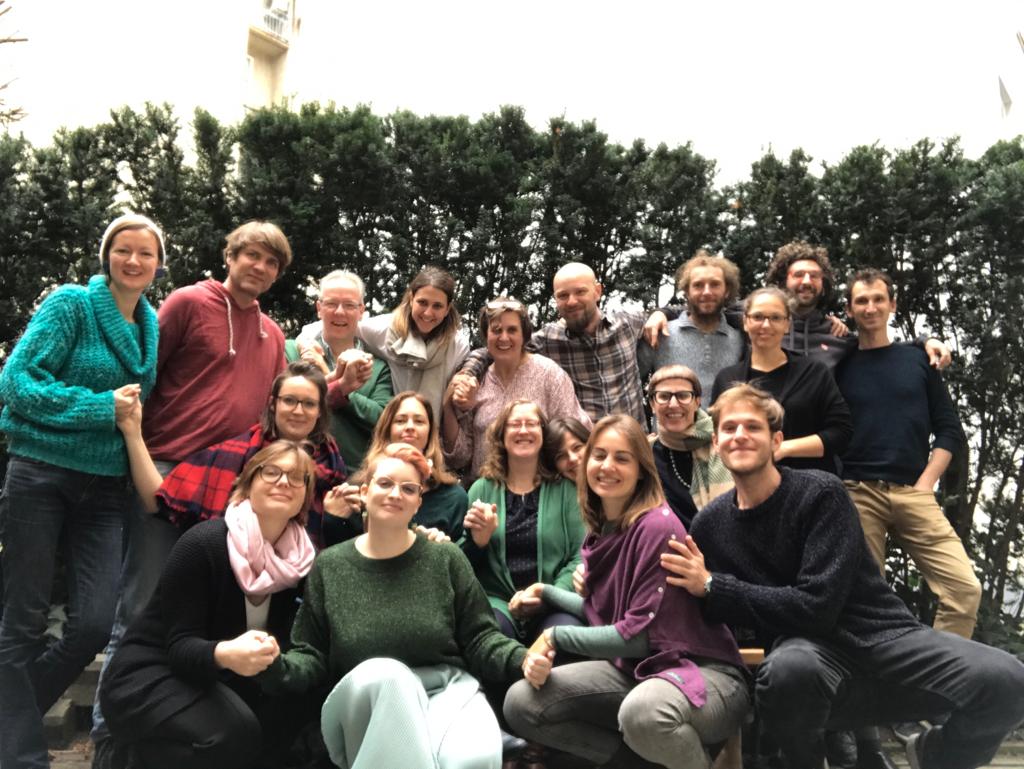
left=156, top=424, right=347, bottom=548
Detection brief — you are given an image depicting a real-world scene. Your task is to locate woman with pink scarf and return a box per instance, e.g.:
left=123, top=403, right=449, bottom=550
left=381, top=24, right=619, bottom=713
left=97, top=430, right=318, bottom=769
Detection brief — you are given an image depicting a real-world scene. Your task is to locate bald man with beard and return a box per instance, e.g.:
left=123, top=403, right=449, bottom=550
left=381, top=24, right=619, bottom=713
left=456, top=263, right=661, bottom=425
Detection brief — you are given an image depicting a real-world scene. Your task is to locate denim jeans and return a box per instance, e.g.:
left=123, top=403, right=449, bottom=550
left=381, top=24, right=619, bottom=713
left=0, top=456, right=129, bottom=769
left=756, top=629, right=1024, bottom=769
left=91, top=460, right=179, bottom=743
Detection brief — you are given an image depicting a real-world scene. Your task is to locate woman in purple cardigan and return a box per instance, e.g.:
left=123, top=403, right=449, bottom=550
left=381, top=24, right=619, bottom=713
left=502, top=414, right=750, bottom=769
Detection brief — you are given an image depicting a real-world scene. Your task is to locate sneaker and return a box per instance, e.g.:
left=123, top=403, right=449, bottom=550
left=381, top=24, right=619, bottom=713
left=825, top=730, right=858, bottom=768
left=91, top=738, right=134, bottom=769
left=891, top=721, right=926, bottom=745
left=856, top=745, right=898, bottom=769
left=905, top=727, right=931, bottom=769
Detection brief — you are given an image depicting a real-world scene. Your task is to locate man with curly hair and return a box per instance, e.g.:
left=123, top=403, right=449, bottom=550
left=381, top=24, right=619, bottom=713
left=765, top=241, right=948, bottom=371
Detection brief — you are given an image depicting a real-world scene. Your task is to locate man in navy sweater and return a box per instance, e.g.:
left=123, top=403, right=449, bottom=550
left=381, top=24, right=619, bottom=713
left=661, top=384, right=1024, bottom=769
left=836, top=269, right=980, bottom=639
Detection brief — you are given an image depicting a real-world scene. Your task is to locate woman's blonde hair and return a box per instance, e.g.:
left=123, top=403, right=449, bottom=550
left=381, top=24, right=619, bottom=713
left=231, top=440, right=316, bottom=526
left=390, top=266, right=461, bottom=344
left=479, top=399, right=558, bottom=485
left=357, top=391, right=456, bottom=487
left=578, top=415, right=665, bottom=534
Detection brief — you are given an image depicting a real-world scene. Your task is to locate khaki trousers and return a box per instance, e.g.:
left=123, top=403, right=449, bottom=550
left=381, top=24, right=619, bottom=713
left=844, top=480, right=981, bottom=638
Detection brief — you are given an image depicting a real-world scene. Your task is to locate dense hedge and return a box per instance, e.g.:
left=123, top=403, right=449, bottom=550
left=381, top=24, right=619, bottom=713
left=0, top=103, right=1021, bottom=650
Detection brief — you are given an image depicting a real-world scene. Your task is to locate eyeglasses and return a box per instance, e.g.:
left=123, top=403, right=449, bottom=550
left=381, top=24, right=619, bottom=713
left=371, top=476, right=422, bottom=497
left=257, top=464, right=309, bottom=488
left=652, top=390, right=696, bottom=405
left=486, top=299, right=525, bottom=313
left=746, top=313, right=788, bottom=325
left=507, top=418, right=541, bottom=430
left=320, top=300, right=363, bottom=313
left=277, top=395, right=319, bottom=411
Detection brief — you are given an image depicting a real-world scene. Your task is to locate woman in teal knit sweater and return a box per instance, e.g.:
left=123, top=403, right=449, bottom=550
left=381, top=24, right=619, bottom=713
left=0, top=213, right=163, bottom=768
left=463, top=398, right=585, bottom=642
left=261, top=443, right=551, bottom=769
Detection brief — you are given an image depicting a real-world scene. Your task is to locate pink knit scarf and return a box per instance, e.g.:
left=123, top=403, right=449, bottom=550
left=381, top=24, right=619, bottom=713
left=225, top=499, right=315, bottom=599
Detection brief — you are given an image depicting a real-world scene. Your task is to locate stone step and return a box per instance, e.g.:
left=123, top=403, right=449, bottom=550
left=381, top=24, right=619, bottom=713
left=43, top=696, right=75, bottom=748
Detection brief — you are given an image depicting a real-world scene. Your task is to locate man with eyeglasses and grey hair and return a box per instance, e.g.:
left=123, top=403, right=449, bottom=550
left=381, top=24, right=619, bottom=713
left=290, top=269, right=393, bottom=473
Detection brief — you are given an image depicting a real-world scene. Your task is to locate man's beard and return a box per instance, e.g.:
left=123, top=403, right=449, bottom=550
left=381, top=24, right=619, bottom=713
left=562, top=305, right=596, bottom=332
left=687, top=298, right=726, bottom=323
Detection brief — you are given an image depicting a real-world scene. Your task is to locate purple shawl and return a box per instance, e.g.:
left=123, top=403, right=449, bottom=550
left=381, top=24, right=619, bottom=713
left=583, top=504, right=744, bottom=707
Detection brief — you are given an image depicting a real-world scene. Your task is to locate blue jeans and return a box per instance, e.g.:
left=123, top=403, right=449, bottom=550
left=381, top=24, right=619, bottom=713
left=0, top=456, right=128, bottom=769
left=91, top=460, right=179, bottom=743
left=756, top=629, right=1024, bottom=769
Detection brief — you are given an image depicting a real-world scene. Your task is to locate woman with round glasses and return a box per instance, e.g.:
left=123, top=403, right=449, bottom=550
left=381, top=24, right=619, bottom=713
left=648, top=365, right=733, bottom=528
left=144, top=360, right=346, bottom=547
left=99, top=433, right=318, bottom=769
left=503, top=414, right=749, bottom=769
left=442, top=296, right=589, bottom=481
left=711, top=287, right=852, bottom=473
left=463, top=399, right=585, bottom=642
left=260, top=442, right=551, bottom=769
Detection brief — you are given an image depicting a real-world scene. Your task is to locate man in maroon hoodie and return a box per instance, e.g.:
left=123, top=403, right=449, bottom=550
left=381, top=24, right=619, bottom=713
left=91, top=221, right=290, bottom=760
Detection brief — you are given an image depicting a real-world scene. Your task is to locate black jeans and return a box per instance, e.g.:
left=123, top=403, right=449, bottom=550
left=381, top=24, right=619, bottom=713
left=755, top=628, right=1024, bottom=769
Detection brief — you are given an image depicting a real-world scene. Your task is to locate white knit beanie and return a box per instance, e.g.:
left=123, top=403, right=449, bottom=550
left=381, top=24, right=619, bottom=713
left=98, top=213, right=168, bottom=273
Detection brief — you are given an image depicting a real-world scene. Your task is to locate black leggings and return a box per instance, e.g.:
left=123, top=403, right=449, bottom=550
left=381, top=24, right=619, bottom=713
left=133, top=683, right=262, bottom=769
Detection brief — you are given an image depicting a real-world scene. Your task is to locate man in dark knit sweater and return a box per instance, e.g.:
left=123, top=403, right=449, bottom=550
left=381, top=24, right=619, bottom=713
left=661, top=384, right=1024, bottom=769
left=837, top=269, right=980, bottom=639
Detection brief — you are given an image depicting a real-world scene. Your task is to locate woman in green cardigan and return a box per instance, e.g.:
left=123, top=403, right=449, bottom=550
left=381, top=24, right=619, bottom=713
left=0, top=214, right=163, bottom=768
left=463, top=398, right=586, bottom=641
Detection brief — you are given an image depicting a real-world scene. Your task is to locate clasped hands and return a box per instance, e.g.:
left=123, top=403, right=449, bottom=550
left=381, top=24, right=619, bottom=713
left=214, top=629, right=280, bottom=677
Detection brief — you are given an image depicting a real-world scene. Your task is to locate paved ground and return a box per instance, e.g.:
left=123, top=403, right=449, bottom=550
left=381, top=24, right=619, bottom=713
left=47, top=736, right=1024, bottom=769
left=44, top=659, right=1024, bottom=769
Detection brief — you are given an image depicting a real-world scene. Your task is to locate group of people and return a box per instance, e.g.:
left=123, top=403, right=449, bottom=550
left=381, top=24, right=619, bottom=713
left=0, top=214, right=1021, bottom=769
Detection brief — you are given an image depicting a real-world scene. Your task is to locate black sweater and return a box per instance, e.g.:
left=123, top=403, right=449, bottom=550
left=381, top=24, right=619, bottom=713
left=691, top=468, right=920, bottom=650
left=711, top=351, right=853, bottom=473
left=101, top=520, right=303, bottom=734
left=836, top=344, right=965, bottom=486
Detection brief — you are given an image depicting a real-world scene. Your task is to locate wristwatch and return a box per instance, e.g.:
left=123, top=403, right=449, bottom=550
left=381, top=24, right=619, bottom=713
left=703, top=574, right=713, bottom=596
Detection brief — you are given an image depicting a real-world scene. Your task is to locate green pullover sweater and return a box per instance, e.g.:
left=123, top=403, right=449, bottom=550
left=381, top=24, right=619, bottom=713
left=261, top=536, right=526, bottom=695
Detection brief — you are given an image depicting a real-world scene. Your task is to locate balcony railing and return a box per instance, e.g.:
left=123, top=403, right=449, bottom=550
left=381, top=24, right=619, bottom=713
left=257, top=9, right=290, bottom=43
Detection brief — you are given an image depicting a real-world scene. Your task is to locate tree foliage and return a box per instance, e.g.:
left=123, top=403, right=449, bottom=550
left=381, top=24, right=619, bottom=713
left=0, top=102, right=1020, bottom=649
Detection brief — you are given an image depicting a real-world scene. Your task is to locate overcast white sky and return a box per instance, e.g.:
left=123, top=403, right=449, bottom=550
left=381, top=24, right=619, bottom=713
left=4, top=0, right=1023, bottom=183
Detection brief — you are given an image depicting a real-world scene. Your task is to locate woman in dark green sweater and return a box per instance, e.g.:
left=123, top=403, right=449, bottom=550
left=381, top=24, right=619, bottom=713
left=261, top=443, right=550, bottom=769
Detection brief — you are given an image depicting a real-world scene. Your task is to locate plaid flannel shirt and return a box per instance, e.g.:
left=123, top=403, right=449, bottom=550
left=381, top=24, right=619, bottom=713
left=156, top=424, right=347, bottom=548
left=528, top=309, right=647, bottom=425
